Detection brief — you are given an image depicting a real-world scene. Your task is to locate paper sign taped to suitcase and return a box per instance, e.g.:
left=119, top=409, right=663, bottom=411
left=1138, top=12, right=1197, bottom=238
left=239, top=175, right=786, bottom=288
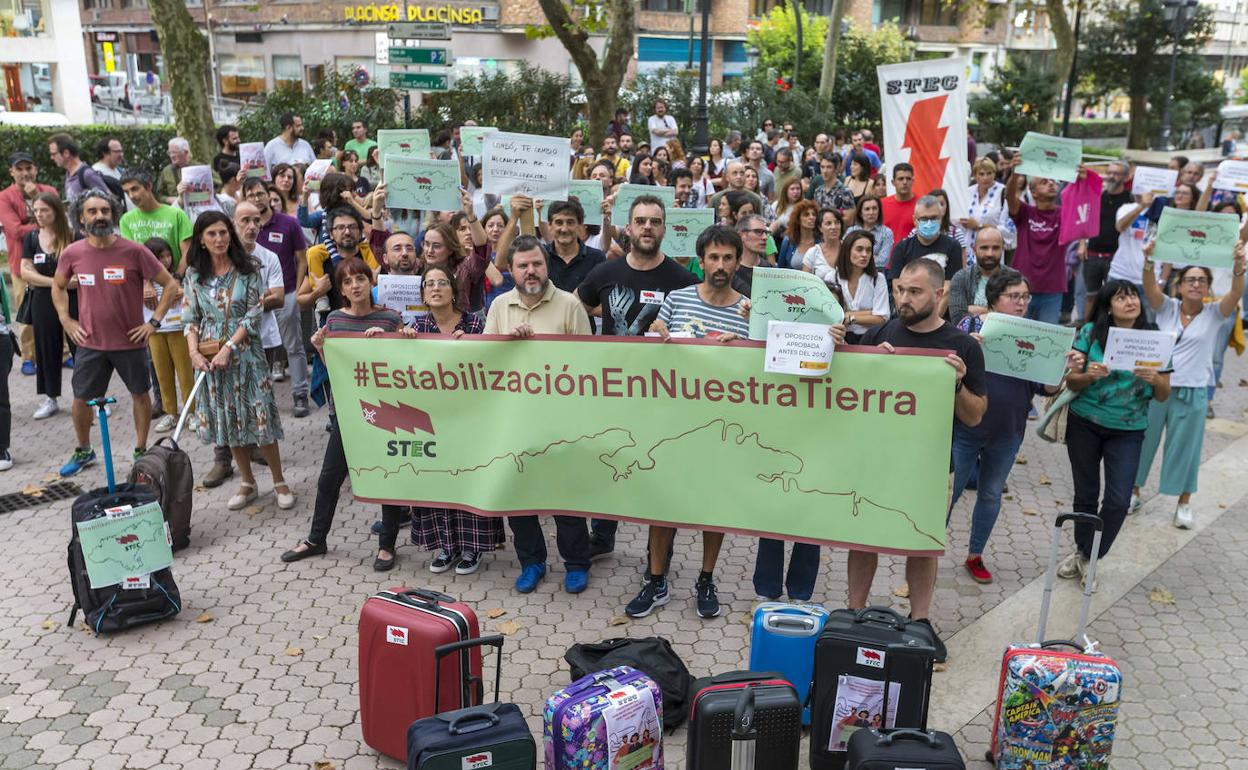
left=75, top=502, right=173, bottom=589
left=325, top=336, right=955, bottom=555
left=829, top=675, right=900, bottom=752
left=603, top=685, right=661, bottom=770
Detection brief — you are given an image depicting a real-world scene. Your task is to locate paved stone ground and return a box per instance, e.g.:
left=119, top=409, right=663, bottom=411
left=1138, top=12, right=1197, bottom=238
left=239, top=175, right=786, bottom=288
left=1, top=342, right=1247, bottom=769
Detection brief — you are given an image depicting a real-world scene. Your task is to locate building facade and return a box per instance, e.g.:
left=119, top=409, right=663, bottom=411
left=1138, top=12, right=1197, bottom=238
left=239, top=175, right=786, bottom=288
left=2, top=0, right=91, bottom=121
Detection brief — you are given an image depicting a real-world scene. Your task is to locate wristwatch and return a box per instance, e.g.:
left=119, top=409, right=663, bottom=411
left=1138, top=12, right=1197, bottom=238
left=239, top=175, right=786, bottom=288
left=224, top=339, right=237, bottom=351
left=148, top=317, right=162, bottom=330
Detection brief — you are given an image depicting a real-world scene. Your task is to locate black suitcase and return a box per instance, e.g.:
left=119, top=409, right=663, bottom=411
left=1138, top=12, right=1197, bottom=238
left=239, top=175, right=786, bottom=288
left=686, top=671, right=802, bottom=770
left=406, top=635, right=536, bottom=770
left=809, top=607, right=937, bottom=770
left=845, top=644, right=964, bottom=770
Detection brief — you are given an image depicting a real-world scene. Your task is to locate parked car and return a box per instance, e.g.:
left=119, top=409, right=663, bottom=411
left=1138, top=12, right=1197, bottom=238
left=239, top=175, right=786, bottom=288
left=92, top=71, right=134, bottom=109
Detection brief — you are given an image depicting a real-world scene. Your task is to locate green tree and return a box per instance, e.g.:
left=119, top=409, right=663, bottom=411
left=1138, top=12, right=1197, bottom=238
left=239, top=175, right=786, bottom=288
left=147, top=0, right=215, bottom=163
left=419, top=64, right=583, bottom=135
left=830, top=22, right=914, bottom=129
left=969, top=58, right=1061, bottom=145
left=748, top=5, right=827, bottom=90
left=238, top=69, right=402, bottom=146
left=1078, top=0, right=1221, bottom=148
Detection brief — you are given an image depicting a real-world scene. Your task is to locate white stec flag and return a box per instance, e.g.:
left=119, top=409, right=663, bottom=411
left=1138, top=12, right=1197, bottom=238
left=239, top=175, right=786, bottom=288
left=876, top=57, right=972, bottom=220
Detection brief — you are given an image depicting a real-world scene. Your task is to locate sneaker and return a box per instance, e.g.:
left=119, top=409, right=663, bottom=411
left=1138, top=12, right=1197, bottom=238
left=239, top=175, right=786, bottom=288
left=20, top=360, right=34, bottom=376
left=1056, top=550, right=1087, bottom=580
left=63, top=355, right=73, bottom=369
left=133, top=447, right=146, bottom=460
left=625, top=577, right=670, bottom=618
left=1128, top=494, right=1142, bottom=515
left=292, top=395, right=310, bottom=418
left=0, top=451, right=12, bottom=471
left=694, top=577, right=722, bottom=618
left=1080, top=566, right=1099, bottom=592
left=272, top=361, right=287, bottom=382
left=1174, top=504, right=1194, bottom=530
left=1207, top=405, right=1215, bottom=419
left=588, top=535, right=615, bottom=561
left=153, top=414, right=176, bottom=433
left=33, top=397, right=59, bottom=420
left=913, top=618, right=948, bottom=664
left=59, top=447, right=96, bottom=477
left=455, top=551, right=482, bottom=575
left=515, top=563, right=546, bottom=594
left=965, top=556, right=993, bottom=584
left=564, top=569, right=589, bottom=594
left=429, top=549, right=457, bottom=573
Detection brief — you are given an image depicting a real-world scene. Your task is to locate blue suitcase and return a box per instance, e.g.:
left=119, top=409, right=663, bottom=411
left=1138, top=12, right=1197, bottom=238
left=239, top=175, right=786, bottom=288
left=749, top=602, right=829, bottom=725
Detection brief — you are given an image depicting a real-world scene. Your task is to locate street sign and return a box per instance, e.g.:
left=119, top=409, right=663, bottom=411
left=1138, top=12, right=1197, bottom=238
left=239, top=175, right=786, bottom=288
left=388, top=47, right=451, bottom=65
left=391, top=71, right=451, bottom=91
left=387, top=21, right=452, bottom=39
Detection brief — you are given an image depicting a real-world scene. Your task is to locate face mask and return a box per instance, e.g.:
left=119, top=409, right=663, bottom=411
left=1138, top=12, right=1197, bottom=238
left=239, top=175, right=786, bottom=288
left=916, top=220, right=941, bottom=239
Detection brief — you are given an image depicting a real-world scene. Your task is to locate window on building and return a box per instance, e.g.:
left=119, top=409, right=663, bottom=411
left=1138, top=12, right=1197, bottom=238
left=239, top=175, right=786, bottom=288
left=919, top=0, right=956, bottom=25
left=0, top=0, right=48, bottom=37
left=119, top=0, right=146, bottom=8
left=219, top=54, right=265, bottom=99
left=970, top=51, right=986, bottom=84
left=82, top=0, right=113, bottom=8
left=273, top=55, right=301, bottom=92
left=1, top=61, right=55, bottom=111
left=872, top=0, right=906, bottom=24
left=641, top=0, right=704, bottom=11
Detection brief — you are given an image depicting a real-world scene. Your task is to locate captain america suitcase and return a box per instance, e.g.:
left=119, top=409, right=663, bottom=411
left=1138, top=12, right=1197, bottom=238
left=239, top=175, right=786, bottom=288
left=359, top=588, right=483, bottom=762
left=987, top=513, right=1122, bottom=769
left=749, top=602, right=829, bottom=725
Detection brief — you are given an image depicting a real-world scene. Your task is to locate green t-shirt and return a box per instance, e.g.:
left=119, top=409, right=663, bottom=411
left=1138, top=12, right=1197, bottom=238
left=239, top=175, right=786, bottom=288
left=1069, top=323, right=1156, bottom=431
left=344, top=138, right=377, bottom=159
left=119, top=204, right=193, bottom=269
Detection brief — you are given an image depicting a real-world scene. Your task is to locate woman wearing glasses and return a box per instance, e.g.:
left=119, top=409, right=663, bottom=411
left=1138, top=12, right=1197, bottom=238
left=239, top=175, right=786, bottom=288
left=1131, top=242, right=1246, bottom=529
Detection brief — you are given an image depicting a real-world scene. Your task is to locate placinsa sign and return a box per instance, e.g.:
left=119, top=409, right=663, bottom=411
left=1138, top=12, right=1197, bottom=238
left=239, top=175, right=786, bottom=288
left=345, top=3, right=486, bottom=23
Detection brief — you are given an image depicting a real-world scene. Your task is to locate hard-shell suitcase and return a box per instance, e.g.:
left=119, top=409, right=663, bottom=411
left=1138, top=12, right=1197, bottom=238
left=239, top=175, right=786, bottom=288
left=748, top=602, right=829, bottom=725
left=129, top=371, right=206, bottom=552
left=988, top=513, right=1121, bottom=770
left=543, top=665, right=665, bottom=770
left=406, top=635, right=537, bottom=770
left=809, top=606, right=937, bottom=770
left=845, top=643, right=964, bottom=769
left=359, top=588, right=483, bottom=762
left=686, top=671, right=801, bottom=770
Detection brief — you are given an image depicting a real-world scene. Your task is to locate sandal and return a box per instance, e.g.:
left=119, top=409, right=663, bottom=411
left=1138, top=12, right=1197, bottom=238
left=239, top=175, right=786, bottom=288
left=280, top=539, right=327, bottom=563
left=274, top=483, right=296, bottom=510
left=227, top=482, right=258, bottom=510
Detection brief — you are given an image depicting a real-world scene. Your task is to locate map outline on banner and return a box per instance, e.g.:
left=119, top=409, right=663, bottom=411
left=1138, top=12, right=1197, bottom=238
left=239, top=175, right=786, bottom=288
left=382, top=155, right=461, bottom=211
left=662, top=208, right=715, bottom=258
left=748, top=266, right=846, bottom=340
left=378, top=129, right=432, bottom=160
left=1015, top=131, right=1082, bottom=183
left=325, top=335, right=953, bottom=556
left=75, top=502, right=173, bottom=589
left=567, top=179, right=606, bottom=229
left=611, top=183, right=675, bottom=224
left=1152, top=207, right=1239, bottom=269
left=979, top=312, right=1076, bottom=386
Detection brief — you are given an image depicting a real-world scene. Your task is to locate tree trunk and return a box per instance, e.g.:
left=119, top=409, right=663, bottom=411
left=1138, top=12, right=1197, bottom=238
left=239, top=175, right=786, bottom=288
left=1127, top=92, right=1150, bottom=149
left=536, top=0, right=636, bottom=145
left=1041, top=0, right=1075, bottom=133
left=817, top=0, right=846, bottom=110
left=147, top=0, right=216, bottom=164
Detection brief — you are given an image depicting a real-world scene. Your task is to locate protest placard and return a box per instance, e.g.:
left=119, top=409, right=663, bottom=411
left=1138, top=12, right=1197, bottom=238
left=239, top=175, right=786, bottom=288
left=239, top=142, right=267, bottom=179
left=378, top=129, right=432, bottom=160
left=75, top=502, right=173, bottom=589
left=459, top=126, right=497, bottom=157
left=662, top=208, right=715, bottom=258
left=481, top=131, right=570, bottom=201
left=1016, top=132, right=1082, bottom=183
left=611, top=183, right=675, bottom=224
left=1132, top=166, right=1178, bottom=198
left=1104, top=327, right=1176, bottom=372
left=303, top=159, right=333, bottom=192
left=376, top=274, right=427, bottom=324
left=179, top=165, right=213, bottom=205
left=747, top=267, right=846, bottom=340
left=979, top=312, right=1076, bottom=386
left=567, top=180, right=605, bottom=229
left=765, top=320, right=835, bottom=376
left=1152, top=208, right=1239, bottom=269
left=383, top=156, right=461, bottom=212
left=1213, top=159, right=1248, bottom=193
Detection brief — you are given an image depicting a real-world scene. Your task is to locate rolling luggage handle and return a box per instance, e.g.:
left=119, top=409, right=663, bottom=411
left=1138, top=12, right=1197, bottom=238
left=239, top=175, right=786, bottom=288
left=873, top=728, right=947, bottom=749
left=853, top=606, right=909, bottom=631
left=879, top=642, right=937, bottom=733
left=1037, top=513, right=1104, bottom=646
left=730, top=684, right=757, bottom=770
left=762, top=612, right=822, bottom=637
left=170, top=370, right=209, bottom=444
left=433, top=634, right=504, bottom=714
left=398, top=588, right=457, bottom=607
left=86, top=396, right=118, bottom=492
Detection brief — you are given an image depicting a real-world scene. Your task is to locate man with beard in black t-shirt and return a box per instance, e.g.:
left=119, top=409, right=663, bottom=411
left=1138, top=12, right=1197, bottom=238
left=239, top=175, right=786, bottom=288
left=852, top=257, right=987, bottom=663
left=576, top=194, right=698, bottom=563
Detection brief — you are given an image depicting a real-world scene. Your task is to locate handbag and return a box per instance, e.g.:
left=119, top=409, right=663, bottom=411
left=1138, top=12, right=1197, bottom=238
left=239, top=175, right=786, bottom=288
left=14, top=288, right=31, bottom=326
left=196, top=273, right=237, bottom=358
left=1035, top=385, right=1077, bottom=444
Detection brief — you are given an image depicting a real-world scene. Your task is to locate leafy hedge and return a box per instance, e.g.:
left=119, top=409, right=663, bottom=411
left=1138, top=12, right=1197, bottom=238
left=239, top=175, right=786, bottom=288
left=1064, top=119, right=1129, bottom=140
left=0, top=124, right=177, bottom=187
left=237, top=69, right=404, bottom=149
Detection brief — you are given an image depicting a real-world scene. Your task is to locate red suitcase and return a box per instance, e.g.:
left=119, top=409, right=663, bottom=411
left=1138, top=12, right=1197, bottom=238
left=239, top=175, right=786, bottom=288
left=359, top=588, right=483, bottom=762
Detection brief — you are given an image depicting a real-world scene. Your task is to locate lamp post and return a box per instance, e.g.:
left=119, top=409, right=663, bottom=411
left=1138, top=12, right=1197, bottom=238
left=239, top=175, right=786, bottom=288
left=692, top=0, right=712, bottom=156
left=1060, top=0, right=1083, bottom=137
left=1158, top=0, right=1199, bottom=150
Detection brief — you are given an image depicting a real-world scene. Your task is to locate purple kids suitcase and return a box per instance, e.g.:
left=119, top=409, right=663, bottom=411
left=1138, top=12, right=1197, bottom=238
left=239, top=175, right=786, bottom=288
left=543, top=665, right=665, bottom=770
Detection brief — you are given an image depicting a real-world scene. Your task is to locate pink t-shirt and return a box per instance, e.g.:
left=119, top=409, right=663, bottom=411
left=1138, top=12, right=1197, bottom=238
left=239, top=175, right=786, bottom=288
left=1011, top=203, right=1065, bottom=294
left=57, top=237, right=165, bottom=351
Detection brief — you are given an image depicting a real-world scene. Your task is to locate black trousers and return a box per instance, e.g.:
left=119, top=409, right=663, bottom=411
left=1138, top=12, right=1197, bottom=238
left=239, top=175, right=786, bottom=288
left=307, top=415, right=403, bottom=551
left=0, top=332, right=11, bottom=452
left=30, top=289, right=75, bottom=399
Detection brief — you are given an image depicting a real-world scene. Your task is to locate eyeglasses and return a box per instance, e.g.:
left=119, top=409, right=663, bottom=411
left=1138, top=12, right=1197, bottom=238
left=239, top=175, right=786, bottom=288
left=916, top=216, right=941, bottom=224
left=331, top=224, right=359, bottom=233
left=1001, top=292, right=1032, bottom=302
left=742, top=228, right=768, bottom=236
left=424, top=279, right=451, bottom=288
left=1181, top=276, right=1210, bottom=285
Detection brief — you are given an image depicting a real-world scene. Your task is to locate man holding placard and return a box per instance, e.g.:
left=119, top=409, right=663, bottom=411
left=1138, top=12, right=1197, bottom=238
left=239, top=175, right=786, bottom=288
left=496, top=197, right=605, bottom=297
left=1006, top=155, right=1086, bottom=324
left=119, top=171, right=193, bottom=275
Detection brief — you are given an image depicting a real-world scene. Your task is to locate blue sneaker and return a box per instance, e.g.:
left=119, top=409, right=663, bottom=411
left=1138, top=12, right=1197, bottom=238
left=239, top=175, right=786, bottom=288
left=63, top=355, right=74, bottom=369
left=514, top=564, right=546, bottom=594
left=59, top=447, right=96, bottom=477
left=20, top=361, right=34, bottom=376
left=565, top=569, right=589, bottom=594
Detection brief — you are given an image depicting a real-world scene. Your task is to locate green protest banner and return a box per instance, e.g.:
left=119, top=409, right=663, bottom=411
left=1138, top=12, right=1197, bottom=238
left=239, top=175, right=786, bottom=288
left=663, top=209, right=715, bottom=258
left=383, top=156, right=461, bottom=212
left=1015, top=132, right=1082, bottom=183
left=748, top=267, right=846, bottom=341
left=1152, top=208, right=1239, bottom=269
left=459, top=126, right=497, bottom=157
left=612, top=183, right=675, bottom=224
left=568, top=180, right=605, bottom=229
left=324, top=335, right=953, bottom=555
left=378, top=129, right=432, bottom=160
left=979, top=312, right=1075, bottom=386
left=75, top=502, right=172, bottom=589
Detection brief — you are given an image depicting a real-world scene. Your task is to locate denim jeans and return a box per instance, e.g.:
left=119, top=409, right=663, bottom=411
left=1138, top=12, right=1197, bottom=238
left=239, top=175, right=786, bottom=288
left=949, top=426, right=1023, bottom=556
left=307, top=415, right=403, bottom=551
left=1025, top=292, right=1063, bottom=325
left=1210, top=310, right=1237, bottom=402
left=509, top=516, right=591, bottom=571
left=1065, top=411, right=1145, bottom=560
left=752, top=539, right=821, bottom=600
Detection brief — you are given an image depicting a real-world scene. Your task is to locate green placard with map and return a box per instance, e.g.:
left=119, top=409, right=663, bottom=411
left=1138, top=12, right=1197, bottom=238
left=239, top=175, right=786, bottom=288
left=383, top=156, right=461, bottom=212
left=612, top=183, right=675, bottom=225
left=326, top=335, right=954, bottom=555
left=1015, top=131, right=1082, bottom=183
left=378, top=129, right=432, bottom=161
left=748, top=267, right=846, bottom=341
left=567, top=180, right=605, bottom=229
left=979, top=312, right=1075, bottom=386
left=1153, top=208, right=1239, bottom=269
left=459, top=126, right=497, bottom=157
left=663, top=208, right=715, bottom=258
left=75, top=502, right=173, bottom=589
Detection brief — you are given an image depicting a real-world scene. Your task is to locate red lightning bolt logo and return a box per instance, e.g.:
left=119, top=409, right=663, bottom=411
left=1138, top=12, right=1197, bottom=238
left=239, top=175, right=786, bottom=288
left=902, top=94, right=950, bottom=199
left=359, top=400, right=436, bottom=435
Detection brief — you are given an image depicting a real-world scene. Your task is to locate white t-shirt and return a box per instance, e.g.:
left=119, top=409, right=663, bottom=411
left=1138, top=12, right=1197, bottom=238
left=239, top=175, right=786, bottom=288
left=648, top=114, right=677, bottom=153
left=1155, top=295, right=1226, bottom=388
left=251, top=243, right=285, bottom=349
left=802, top=244, right=836, bottom=282
left=828, top=269, right=890, bottom=336
left=1108, top=202, right=1150, bottom=283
